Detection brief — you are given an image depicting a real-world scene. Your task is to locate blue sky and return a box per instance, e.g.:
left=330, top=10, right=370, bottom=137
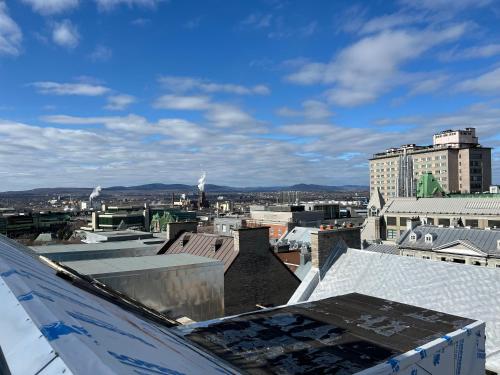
left=0, top=0, right=499, bottom=190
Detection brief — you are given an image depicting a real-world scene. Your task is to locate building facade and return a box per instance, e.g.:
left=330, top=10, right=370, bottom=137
left=370, top=128, right=492, bottom=201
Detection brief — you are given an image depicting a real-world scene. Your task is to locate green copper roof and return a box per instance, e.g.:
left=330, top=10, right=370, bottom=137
left=416, top=172, right=444, bottom=198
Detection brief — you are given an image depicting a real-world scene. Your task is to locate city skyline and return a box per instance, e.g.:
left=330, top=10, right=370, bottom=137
left=1, top=0, right=500, bottom=190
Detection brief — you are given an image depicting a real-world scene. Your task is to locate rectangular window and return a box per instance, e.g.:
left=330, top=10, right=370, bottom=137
left=399, top=217, right=409, bottom=226
left=387, top=229, right=397, bottom=239
left=488, top=220, right=500, bottom=228
left=426, top=218, right=434, bottom=225
left=386, top=216, right=397, bottom=226
left=438, top=218, right=450, bottom=226
left=465, top=219, right=479, bottom=228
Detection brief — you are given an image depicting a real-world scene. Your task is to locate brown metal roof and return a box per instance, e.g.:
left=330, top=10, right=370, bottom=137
left=163, top=232, right=237, bottom=272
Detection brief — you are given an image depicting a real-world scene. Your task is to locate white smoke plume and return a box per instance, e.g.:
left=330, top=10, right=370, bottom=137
left=197, top=172, right=206, bottom=192
left=89, top=185, right=102, bottom=201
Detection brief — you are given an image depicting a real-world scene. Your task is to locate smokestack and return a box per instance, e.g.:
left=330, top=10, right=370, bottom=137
left=198, top=172, right=206, bottom=192
left=89, top=185, right=102, bottom=207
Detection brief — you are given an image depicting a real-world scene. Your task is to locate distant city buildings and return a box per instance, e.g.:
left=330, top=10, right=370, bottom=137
left=370, top=128, right=492, bottom=200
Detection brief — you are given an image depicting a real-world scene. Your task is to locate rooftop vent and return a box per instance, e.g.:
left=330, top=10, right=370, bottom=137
left=497, top=240, right=500, bottom=251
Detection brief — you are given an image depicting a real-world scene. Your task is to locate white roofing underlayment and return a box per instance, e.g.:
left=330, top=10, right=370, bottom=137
left=0, top=235, right=232, bottom=374
left=290, top=248, right=500, bottom=373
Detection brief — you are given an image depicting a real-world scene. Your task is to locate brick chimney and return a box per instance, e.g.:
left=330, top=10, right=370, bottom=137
left=233, top=226, right=270, bottom=254
left=311, top=227, right=360, bottom=270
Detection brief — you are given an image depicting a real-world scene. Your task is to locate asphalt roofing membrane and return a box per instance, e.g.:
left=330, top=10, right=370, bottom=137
left=183, top=293, right=474, bottom=374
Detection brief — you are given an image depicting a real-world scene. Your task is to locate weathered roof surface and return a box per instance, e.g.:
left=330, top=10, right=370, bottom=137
left=31, top=240, right=157, bottom=253
left=294, top=260, right=312, bottom=281
left=278, top=226, right=316, bottom=247
left=63, top=254, right=222, bottom=276
left=381, top=197, right=500, bottom=216
left=179, top=293, right=477, bottom=374
left=0, top=234, right=233, bottom=374
left=398, top=225, right=500, bottom=256
left=299, top=248, right=500, bottom=372
left=163, top=232, right=236, bottom=272
left=276, top=250, right=301, bottom=272
left=363, top=243, right=399, bottom=255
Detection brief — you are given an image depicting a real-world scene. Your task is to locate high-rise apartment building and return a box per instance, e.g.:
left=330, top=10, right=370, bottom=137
left=369, top=128, right=491, bottom=200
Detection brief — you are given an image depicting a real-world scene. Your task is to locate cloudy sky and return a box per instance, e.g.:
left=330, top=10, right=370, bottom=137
left=0, top=0, right=499, bottom=190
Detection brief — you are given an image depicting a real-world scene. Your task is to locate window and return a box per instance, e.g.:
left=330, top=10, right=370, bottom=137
left=386, top=216, right=397, bottom=226
left=387, top=229, right=397, bottom=239
left=426, top=218, right=434, bottom=225
left=440, top=257, right=447, bottom=262
left=465, top=219, right=479, bottom=228
left=488, top=220, right=500, bottom=228
left=472, top=261, right=481, bottom=266
left=400, top=217, right=409, bottom=226
left=438, top=218, right=450, bottom=226
left=452, top=258, right=466, bottom=264
left=222, top=224, right=227, bottom=232
left=423, top=256, right=430, bottom=259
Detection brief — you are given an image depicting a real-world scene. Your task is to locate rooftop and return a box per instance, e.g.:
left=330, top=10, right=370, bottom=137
left=160, top=232, right=236, bottom=272
left=293, top=247, right=500, bottom=372
left=30, top=239, right=158, bottom=254
left=398, top=225, right=500, bottom=256
left=63, top=254, right=221, bottom=276
left=381, top=197, right=500, bottom=216
left=180, top=293, right=475, bottom=374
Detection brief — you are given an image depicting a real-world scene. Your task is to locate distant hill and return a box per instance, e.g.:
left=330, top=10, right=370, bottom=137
left=0, top=183, right=368, bottom=196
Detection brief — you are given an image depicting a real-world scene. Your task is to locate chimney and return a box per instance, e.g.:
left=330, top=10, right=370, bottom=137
left=233, top=226, right=270, bottom=255
left=310, top=227, right=361, bottom=270
left=407, top=217, right=420, bottom=231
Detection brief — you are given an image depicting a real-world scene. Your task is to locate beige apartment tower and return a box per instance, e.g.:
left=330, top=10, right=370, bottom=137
left=369, top=128, right=492, bottom=201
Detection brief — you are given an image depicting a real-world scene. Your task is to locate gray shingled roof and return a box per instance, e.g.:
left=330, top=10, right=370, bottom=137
left=363, top=243, right=399, bottom=255
left=398, top=225, right=500, bottom=256
left=381, top=197, right=500, bottom=216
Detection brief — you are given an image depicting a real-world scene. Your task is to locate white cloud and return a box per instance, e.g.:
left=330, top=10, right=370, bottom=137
left=408, top=75, right=448, bottom=96
left=89, top=45, right=112, bottom=62
left=153, top=94, right=263, bottom=130
left=440, top=44, right=500, bottom=61
left=52, top=19, right=80, bottom=49
left=153, top=94, right=211, bottom=110
left=456, top=67, right=500, bottom=93
left=359, top=12, right=424, bottom=34
left=401, top=0, right=492, bottom=11
left=21, top=0, right=78, bottom=15
left=286, top=24, right=467, bottom=106
left=105, top=94, right=136, bottom=110
left=0, top=2, right=22, bottom=56
left=159, top=75, right=270, bottom=95
left=277, top=100, right=332, bottom=120
left=95, top=0, right=162, bottom=11
left=31, top=81, right=110, bottom=96
left=240, top=13, right=273, bottom=29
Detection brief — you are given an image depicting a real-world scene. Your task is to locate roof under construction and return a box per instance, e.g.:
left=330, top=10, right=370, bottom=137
left=180, top=293, right=477, bottom=374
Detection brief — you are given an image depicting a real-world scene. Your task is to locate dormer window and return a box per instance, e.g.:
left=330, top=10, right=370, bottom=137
left=409, top=232, right=420, bottom=243
left=180, top=234, right=191, bottom=248
left=425, top=233, right=437, bottom=244
left=211, top=238, right=223, bottom=252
